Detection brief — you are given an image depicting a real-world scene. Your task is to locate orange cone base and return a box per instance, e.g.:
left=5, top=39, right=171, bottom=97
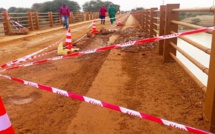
left=0, top=126, right=15, bottom=134
left=92, top=30, right=99, bottom=34
left=117, top=23, right=123, bottom=26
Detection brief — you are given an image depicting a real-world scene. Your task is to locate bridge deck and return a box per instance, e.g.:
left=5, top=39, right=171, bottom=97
left=0, top=14, right=206, bottom=133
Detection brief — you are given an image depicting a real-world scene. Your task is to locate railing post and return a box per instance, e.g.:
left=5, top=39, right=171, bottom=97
left=96, top=12, right=99, bottom=18
left=82, top=12, right=85, bottom=21
left=146, top=9, right=150, bottom=37
left=143, top=10, right=147, bottom=32
left=27, top=12, right=34, bottom=31
left=95, top=12, right=97, bottom=19
left=204, top=9, right=215, bottom=133
left=90, top=12, right=93, bottom=20
left=74, top=12, right=77, bottom=22
left=78, top=12, right=80, bottom=22
left=141, top=10, right=144, bottom=27
left=70, top=12, right=73, bottom=23
left=88, top=12, right=91, bottom=20
left=159, top=5, right=166, bottom=55
left=48, top=12, right=53, bottom=27
left=2, top=11, right=11, bottom=35
left=150, top=8, right=158, bottom=37
left=92, top=12, right=94, bottom=19
left=76, top=12, right=79, bottom=22
left=34, top=12, right=39, bottom=30
left=163, top=4, right=179, bottom=62
left=91, top=12, right=93, bottom=20
left=86, top=12, right=89, bottom=20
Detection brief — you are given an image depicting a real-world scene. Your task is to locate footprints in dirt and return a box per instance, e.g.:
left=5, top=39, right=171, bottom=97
left=3, top=91, right=42, bottom=105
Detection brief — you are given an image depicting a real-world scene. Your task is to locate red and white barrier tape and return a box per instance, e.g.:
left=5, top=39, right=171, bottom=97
left=0, top=74, right=212, bottom=134
left=11, top=50, right=57, bottom=66
left=1, top=26, right=214, bottom=73
left=0, top=36, right=65, bottom=69
left=0, top=15, right=124, bottom=69
left=10, top=20, right=22, bottom=33
left=73, top=34, right=87, bottom=43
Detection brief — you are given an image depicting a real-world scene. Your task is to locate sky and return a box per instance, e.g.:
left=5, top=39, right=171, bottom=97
left=0, top=0, right=214, bottom=11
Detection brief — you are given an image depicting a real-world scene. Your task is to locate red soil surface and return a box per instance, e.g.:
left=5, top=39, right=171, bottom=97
left=0, top=14, right=206, bottom=134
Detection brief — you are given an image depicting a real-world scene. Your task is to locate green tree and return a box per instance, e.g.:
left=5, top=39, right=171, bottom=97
left=83, top=0, right=101, bottom=12
left=191, top=18, right=201, bottom=25
left=32, top=0, right=80, bottom=12
left=179, top=12, right=186, bottom=20
left=8, top=7, right=16, bottom=12
left=82, top=0, right=120, bottom=12
left=136, top=7, right=144, bottom=11
left=0, top=8, right=6, bottom=12
left=32, top=3, right=43, bottom=11
left=8, top=7, right=32, bottom=12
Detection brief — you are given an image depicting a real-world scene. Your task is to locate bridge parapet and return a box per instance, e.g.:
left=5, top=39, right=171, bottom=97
left=132, top=4, right=215, bottom=133
left=0, top=11, right=99, bottom=35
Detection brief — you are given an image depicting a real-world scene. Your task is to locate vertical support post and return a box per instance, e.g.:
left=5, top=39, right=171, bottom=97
left=92, top=12, right=95, bottom=20
left=204, top=9, right=215, bottom=133
left=88, top=12, right=91, bottom=20
left=91, top=12, right=93, bottom=20
left=48, top=12, right=53, bottom=27
left=141, top=10, right=144, bottom=27
left=2, top=11, right=11, bottom=35
left=150, top=8, right=158, bottom=37
left=159, top=5, right=166, bottom=55
left=82, top=12, right=85, bottom=21
left=163, top=4, right=179, bottom=62
left=96, top=12, right=99, bottom=18
left=34, top=12, right=39, bottom=30
left=27, top=12, right=34, bottom=31
left=74, top=12, right=77, bottom=22
left=70, top=12, right=73, bottom=23
left=59, top=15, right=62, bottom=25
left=143, top=10, right=146, bottom=32
left=146, top=9, right=150, bottom=37
left=76, top=12, right=79, bottom=22
left=86, top=12, right=89, bottom=20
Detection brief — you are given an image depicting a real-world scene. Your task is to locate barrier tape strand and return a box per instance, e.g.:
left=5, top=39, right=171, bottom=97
left=0, top=14, right=128, bottom=70
left=0, top=74, right=212, bottom=134
left=0, top=36, right=65, bottom=69
left=1, top=26, right=214, bottom=73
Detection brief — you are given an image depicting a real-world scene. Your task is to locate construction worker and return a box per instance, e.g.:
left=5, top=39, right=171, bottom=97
left=59, top=3, right=70, bottom=29
left=108, top=4, right=116, bottom=25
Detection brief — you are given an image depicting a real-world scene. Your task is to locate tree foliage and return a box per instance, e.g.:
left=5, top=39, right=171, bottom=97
left=82, top=0, right=120, bottom=12
left=1, top=0, right=80, bottom=13
left=0, top=0, right=123, bottom=13
left=8, top=7, right=32, bottom=12
left=131, top=7, right=144, bottom=12
left=191, top=18, right=201, bottom=25
left=0, top=8, right=6, bottom=12
left=32, top=0, right=80, bottom=12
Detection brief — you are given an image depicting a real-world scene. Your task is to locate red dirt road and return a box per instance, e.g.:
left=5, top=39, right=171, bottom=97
left=0, top=14, right=206, bottom=134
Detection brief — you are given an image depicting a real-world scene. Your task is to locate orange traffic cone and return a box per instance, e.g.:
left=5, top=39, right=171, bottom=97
left=92, top=20, right=98, bottom=34
left=0, top=97, right=15, bottom=134
left=117, top=19, right=122, bottom=26
left=65, top=29, right=72, bottom=50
